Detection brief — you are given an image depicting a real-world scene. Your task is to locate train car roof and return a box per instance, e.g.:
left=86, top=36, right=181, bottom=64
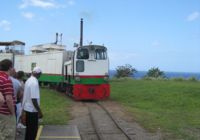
left=79, top=45, right=107, bottom=50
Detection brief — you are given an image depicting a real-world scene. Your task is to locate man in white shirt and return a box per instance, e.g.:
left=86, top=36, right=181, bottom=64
left=22, top=66, right=43, bottom=140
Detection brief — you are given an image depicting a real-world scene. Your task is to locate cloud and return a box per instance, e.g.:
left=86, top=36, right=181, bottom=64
left=22, top=12, right=35, bottom=20
left=19, top=0, right=58, bottom=9
left=68, top=0, right=75, bottom=6
left=187, top=11, right=200, bottom=21
left=0, top=20, right=11, bottom=31
left=79, top=10, right=94, bottom=21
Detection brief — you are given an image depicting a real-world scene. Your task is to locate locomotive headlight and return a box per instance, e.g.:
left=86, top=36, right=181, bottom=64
left=104, top=73, right=109, bottom=81
left=75, top=76, right=80, bottom=81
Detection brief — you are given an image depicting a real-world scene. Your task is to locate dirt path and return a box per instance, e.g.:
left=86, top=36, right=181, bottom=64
left=68, top=100, right=162, bottom=140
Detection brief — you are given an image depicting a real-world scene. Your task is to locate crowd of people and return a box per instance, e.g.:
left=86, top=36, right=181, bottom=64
left=0, top=59, right=43, bottom=140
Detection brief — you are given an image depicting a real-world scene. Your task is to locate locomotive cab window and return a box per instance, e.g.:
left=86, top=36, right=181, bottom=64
left=76, top=60, right=84, bottom=72
left=77, top=48, right=89, bottom=59
left=95, top=49, right=107, bottom=60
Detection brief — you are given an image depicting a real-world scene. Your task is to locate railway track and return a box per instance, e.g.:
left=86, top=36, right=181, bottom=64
left=87, top=103, right=104, bottom=140
left=97, top=102, right=133, bottom=140
left=84, top=102, right=133, bottom=140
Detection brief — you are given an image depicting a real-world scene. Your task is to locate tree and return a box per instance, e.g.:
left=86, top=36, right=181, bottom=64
left=115, top=64, right=137, bottom=78
left=145, top=67, right=165, bottom=78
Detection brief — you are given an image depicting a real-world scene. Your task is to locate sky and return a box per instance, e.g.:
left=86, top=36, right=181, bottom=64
left=0, top=0, right=200, bottom=72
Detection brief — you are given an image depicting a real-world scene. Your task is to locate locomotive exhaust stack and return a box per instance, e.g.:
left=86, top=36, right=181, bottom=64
left=80, top=18, right=83, bottom=47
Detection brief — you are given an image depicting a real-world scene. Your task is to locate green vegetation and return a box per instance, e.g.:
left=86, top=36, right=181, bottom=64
left=115, top=64, right=137, bottom=78
left=38, top=78, right=200, bottom=139
left=110, top=79, right=200, bottom=140
left=40, top=88, right=71, bottom=125
left=145, top=67, right=165, bottom=79
left=169, top=77, right=199, bottom=82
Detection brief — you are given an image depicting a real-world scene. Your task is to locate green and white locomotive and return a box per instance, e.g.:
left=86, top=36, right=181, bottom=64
left=65, top=44, right=110, bottom=100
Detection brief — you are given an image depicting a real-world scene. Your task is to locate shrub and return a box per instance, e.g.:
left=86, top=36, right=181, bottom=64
left=145, top=67, right=165, bottom=79
left=187, top=76, right=198, bottom=82
left=115, top=64, right=137, bottom=78
left=171, top=77, right=185, bottom=81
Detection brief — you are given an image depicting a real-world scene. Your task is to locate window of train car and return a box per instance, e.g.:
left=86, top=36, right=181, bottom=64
left=77, top=48, right=89, bottom=59
left=76, top=60, right=84, bottom=72
left=95, top=49, right=107, bottom=60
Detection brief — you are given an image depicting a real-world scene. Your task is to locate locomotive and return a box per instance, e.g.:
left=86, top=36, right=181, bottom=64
left=64, top=44, right=110, bottom=100
left=0, top=19, right=110, bottom=100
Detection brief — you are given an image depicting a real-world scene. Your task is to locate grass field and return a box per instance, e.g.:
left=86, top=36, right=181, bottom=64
left=39, top=79, right=200, bottom=139
left=110, top=78, right=200, bottom=140
left=40, top=88, right=71, bottom=125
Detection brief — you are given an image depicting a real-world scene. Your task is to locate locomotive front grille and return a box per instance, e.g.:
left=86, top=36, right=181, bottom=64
left=88, top=88, right=95, bottom=94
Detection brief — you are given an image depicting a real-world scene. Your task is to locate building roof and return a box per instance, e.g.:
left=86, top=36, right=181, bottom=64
left=0, top=40, right=25, bottom=46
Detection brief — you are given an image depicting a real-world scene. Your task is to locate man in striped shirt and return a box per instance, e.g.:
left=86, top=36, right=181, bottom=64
left=0, top=59, right=16, bottom=140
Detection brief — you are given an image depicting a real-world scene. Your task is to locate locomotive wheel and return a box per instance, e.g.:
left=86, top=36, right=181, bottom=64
left=56, top=83, right=66, bottom=92
left=66, top=85, right=73, bottom=97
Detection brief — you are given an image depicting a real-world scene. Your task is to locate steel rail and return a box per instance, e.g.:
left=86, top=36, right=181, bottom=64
left=85, top=102, right=104, bottom=140
left=97, top=102, right=132, bottom=140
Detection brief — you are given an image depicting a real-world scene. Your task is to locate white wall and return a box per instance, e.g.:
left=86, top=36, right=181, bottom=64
left=15, top=51, right=66, bottom=74
left=0, top=53, right=12, bottom=61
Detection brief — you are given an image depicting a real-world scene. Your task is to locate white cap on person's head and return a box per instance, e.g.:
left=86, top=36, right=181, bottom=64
left=32, top=66, right=42, bottom=74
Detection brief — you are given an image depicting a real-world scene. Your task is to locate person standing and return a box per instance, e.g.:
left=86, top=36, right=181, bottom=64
left=9, top=68, right=21, bottom=121
left=16, top=71, right=25, bottom=128
left=16, top=71, right=25, bottom=100
left=0, top=59, right=16, bottom=140
left=22, top=67, right=43, bottom=140
left=8, top=69, right=25, bottom=136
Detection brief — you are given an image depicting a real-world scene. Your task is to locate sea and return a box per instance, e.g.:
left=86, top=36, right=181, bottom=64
left=109, top=70, right=200, bottom=80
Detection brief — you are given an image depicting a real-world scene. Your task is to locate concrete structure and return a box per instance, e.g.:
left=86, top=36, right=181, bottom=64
left=16, top=125, right=81, bottom=140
